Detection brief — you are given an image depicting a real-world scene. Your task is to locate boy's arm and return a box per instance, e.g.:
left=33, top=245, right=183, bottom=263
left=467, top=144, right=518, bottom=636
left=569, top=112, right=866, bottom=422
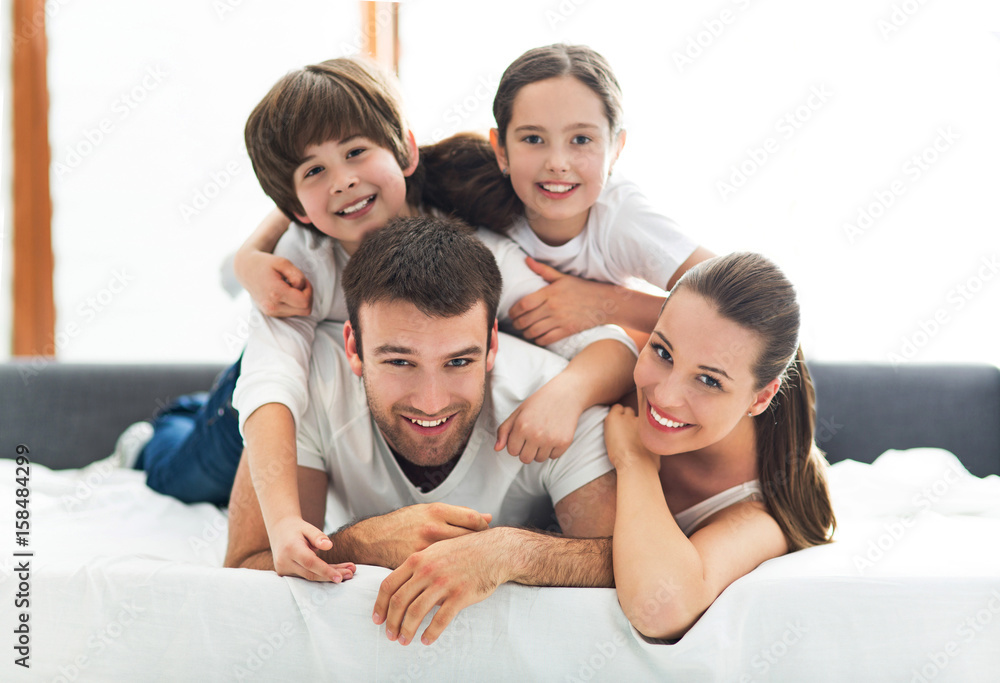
left=233, top=208, right=313, bottom=317
left=495, top=338, right=635, bottom=462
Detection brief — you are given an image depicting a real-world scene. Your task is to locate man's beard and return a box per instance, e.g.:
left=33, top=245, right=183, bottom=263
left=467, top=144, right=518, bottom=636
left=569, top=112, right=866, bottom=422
left=363, top=372, right=485, bottom=468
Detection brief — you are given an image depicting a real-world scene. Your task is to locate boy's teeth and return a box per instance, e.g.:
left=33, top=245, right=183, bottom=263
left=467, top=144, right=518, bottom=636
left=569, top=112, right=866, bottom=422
left=649, top=404, right=688, bottom=429
left=540, top=183, right=574, bottom=193
left=338, top=196, right=374, bottom=215
left=410, top=416, right=448, bottom=428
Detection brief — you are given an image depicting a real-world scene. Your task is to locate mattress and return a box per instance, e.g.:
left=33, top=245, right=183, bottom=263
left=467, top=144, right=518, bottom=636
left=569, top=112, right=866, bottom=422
left=2, top=448, right=998, bottom=682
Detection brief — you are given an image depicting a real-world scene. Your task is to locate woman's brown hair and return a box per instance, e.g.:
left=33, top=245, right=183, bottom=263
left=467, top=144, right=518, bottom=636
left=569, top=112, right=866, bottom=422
left=671, top=252, right=836, bottom=550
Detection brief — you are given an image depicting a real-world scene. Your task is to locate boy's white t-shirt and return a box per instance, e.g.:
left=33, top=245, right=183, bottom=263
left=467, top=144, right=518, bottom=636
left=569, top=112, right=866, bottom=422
left=505, top=175, right=698, bottom=289
left=232, top=224, right=637, bottom=435
left=296, top=323, right=614, bottom=529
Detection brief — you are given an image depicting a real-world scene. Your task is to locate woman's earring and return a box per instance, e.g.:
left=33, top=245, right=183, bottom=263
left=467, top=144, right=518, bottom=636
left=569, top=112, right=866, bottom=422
left=501, top=168, right=509, bottom=178
left=747, top=411, right=753, bottom=417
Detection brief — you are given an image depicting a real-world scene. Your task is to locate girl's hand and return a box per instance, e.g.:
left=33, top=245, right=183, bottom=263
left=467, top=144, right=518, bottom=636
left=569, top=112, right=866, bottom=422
left=269, top=515, right=356, bottom=582
left=495, top=383, right=583, bottom=463
left=234, top=250, right=313, bottom=318
left=604, top=404, right=660, bottom=472
left=508, top=257, right=617, bottom=345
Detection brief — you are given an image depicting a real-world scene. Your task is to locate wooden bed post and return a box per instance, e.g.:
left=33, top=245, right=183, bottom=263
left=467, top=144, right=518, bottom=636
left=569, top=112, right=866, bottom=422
left=11, top=0, right=55, bottom=357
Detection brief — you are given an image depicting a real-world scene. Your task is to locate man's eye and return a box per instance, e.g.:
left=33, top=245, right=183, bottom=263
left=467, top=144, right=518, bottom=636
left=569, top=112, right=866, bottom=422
left=387, top=359, right=411, bottom=367
left=447, top=359, right=471, bottom=367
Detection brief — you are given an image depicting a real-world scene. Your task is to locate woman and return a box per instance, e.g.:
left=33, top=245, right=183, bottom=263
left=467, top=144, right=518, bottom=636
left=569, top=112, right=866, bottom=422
left=604, top=251, right=835, bottom=640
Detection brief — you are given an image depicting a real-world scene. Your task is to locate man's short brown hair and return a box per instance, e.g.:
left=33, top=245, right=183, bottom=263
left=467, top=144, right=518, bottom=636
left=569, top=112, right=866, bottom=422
left=342, top=216, right=502, bottom=357
left=244, top=57, right=413, bottom=223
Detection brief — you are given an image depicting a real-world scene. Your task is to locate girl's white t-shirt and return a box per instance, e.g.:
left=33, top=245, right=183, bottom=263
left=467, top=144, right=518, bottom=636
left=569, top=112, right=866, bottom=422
left=505, top=175, right=697, bottom=290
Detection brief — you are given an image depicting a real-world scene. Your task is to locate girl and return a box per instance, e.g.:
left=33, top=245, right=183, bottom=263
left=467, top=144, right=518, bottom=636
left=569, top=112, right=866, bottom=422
left=122, top=57, right=637, bottom=583
left=604, top=252, right=836, bottom=639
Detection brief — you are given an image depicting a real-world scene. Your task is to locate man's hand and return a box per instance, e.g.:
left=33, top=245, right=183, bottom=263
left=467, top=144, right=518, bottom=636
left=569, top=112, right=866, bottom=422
left=372, top=528, right=510, bottom=646
left=508, top=257, right=615, bottom=345
left=339, top=503, right=493, bottom=570
left=269, top=515, right=356, bottom=583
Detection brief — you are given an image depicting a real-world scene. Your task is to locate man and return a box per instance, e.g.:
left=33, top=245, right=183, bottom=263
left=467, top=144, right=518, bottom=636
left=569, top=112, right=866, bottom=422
left=225, top=216, right=617, bottom=648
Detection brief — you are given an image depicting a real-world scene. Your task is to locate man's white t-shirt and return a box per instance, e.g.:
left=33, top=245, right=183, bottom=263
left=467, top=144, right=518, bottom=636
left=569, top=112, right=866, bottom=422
left=297, top=323, right=614, bottom=529
left=506, top=175, right=697, bottom=289
left=232, top=225, right=636, bottom=437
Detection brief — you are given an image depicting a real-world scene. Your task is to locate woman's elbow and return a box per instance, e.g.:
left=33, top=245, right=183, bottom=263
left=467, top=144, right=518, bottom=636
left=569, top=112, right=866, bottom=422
left=619, top=588, right=704, bottom=641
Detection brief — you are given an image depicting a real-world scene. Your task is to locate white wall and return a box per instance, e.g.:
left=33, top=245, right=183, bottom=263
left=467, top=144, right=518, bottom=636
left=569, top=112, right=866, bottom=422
left=26, top=0, right=1000, bottom=366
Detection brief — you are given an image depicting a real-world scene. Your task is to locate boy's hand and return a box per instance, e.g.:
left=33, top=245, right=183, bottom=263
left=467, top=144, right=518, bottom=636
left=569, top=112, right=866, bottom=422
left=235, top=250, right=313, bottom=318
left=495, top=382, right=582, bottom=463
left=509, top=257, right=612, bottom=345
left=269, top=516, right=355, bottom=582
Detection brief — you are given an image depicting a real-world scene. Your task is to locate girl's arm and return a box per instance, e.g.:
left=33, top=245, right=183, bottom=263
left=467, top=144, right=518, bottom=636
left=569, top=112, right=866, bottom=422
left=509, top=247, right=714, bottom=343
left=233, top=208, right=313, bottom=317
left=480, top=228, right=639, bottom=462
left=604, top=405, right=788, bottom=640
left=495, top=338, right=635, bottom=462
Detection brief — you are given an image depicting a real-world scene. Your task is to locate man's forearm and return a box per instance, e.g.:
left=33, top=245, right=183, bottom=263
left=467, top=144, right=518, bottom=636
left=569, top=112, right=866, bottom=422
left=500, top=528, right=614, bottom=588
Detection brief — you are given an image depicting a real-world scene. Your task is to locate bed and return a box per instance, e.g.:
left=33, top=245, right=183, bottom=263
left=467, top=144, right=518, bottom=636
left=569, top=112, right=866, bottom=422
left=2, top=361, right=999, bottom=681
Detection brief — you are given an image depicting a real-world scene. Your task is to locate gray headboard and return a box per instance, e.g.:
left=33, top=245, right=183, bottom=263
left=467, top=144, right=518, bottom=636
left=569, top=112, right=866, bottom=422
left=1, top=361, right=998, bottom=476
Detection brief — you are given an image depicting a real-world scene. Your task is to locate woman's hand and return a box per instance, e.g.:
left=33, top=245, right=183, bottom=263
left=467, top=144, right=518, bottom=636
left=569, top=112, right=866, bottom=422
left=508, top=257, right=618, bottom=345
left=234, top=250, right=313, bottom=317
left=604, top=404, right=660, bottom=472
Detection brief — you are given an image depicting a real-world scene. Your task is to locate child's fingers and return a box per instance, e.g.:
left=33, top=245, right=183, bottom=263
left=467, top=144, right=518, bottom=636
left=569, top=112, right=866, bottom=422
left=525, top=256, right=564, bottom=283
left=508, top=291, right=545, bottom=321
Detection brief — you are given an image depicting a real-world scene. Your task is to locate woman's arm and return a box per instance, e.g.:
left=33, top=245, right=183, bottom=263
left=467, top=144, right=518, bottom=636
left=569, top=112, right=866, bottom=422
left=233, top=208, right=313, bottom=317
left=605, top=405, right=788, bottom=640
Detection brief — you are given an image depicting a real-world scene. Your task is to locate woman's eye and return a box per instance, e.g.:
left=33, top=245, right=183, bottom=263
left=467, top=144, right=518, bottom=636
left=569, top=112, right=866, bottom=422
left=698, top=375, right=722, bottom=390
left=651, top=343, right=672, bottom=363
left=571, top=135, right=592, bottom=144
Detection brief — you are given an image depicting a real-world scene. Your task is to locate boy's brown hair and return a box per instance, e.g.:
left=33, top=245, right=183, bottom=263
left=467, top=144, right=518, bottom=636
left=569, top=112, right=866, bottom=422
left=244, top=57, right=414, bottom=223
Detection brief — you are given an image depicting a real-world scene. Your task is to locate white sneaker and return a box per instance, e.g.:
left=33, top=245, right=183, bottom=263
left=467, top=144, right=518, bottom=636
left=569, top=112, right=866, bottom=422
left=110, top=421, right=155, bottom=469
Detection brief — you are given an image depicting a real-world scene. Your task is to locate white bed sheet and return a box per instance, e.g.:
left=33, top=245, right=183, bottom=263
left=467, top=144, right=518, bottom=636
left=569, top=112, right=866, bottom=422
left=1, top=448, right=999, bottom=682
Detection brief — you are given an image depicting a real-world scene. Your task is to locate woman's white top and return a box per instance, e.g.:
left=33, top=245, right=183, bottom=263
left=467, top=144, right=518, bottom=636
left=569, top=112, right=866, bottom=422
left=673, top=480, right=763, bottom=536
